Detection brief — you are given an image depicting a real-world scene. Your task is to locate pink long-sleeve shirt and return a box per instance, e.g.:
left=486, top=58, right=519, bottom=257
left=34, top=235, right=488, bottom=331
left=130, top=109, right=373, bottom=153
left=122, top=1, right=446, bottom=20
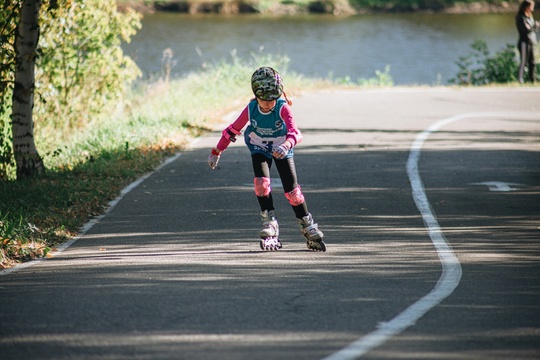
left=216, top=100, right=303, bottom=153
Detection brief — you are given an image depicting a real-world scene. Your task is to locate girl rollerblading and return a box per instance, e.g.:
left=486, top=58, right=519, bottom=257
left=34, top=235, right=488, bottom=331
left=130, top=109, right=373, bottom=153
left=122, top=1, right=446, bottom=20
left=208, top=67, right=325, bottom=252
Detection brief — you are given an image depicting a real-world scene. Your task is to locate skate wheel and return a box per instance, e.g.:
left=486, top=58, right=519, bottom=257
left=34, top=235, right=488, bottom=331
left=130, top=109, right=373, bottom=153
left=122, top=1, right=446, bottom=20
left=260, top=237, right=282, bottom=251
left=306, top=239, right=326, bottom=252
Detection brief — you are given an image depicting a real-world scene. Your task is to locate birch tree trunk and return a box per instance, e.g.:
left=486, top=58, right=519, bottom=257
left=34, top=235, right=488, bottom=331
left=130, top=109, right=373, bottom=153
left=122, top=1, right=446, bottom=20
left=12, top=0, right=44, bottom=179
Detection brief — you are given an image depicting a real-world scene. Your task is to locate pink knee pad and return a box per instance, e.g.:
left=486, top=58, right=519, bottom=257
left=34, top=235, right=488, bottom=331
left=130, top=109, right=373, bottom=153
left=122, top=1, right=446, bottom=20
left=285, top=186, right=305, bottom=206
left=254, top=177, right=271, bottom=197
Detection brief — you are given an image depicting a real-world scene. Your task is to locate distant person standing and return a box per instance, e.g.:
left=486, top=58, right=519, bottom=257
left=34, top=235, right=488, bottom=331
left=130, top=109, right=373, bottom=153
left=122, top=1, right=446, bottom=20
left=516, top=0, right=540, bottom=83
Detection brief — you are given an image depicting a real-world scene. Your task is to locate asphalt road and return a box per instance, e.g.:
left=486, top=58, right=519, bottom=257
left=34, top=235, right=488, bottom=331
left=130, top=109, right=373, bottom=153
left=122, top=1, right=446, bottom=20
left=1, top=87, right=539, bottom=360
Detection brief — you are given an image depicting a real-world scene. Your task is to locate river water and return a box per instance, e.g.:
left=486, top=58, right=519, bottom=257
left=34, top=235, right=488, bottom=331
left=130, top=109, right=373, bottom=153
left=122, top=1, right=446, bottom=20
left=122, top=12, right=525, bottom=85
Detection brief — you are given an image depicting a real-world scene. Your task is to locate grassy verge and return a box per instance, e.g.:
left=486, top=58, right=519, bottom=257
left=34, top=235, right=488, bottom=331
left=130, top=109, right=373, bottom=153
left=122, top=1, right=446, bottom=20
left=2, top=53, right=393, bottom=269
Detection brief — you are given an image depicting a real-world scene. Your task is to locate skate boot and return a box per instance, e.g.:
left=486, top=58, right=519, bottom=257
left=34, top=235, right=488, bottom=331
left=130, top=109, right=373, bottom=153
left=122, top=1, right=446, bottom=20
left=298, top=213, right=326, bottom=252
left=259, top=210, right=282, bottom=251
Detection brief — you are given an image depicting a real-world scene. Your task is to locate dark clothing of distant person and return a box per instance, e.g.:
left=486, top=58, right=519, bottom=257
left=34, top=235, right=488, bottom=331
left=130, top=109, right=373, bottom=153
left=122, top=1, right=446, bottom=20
left=516, top=12, right=538, bottom=82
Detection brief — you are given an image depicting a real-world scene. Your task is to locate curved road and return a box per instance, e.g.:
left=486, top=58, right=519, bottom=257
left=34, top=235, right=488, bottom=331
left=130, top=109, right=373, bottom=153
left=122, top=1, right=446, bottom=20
left=1, top=87, right=539, bottom=360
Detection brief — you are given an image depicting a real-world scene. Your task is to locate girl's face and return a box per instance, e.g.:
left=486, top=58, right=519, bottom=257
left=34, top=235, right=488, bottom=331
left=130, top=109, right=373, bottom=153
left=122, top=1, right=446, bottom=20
left=257, top=98, right=276, bottom=112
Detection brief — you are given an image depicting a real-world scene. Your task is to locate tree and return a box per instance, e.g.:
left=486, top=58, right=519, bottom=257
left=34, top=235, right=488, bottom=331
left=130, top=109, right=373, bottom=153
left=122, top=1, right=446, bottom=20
left=11, top=0, right=44, bottom=178
left=1, top=0, right=141, bottom=180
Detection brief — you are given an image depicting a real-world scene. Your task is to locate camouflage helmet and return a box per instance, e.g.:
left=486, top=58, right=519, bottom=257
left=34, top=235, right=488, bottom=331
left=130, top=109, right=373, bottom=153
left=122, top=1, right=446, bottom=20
left=251, top=67, right=283, bottom=101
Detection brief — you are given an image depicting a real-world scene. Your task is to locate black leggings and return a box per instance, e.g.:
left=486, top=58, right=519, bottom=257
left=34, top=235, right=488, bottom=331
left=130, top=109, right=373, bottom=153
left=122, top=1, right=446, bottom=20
left=251, top=153, right=308, bottom=219
left=518, top=41, right=535, bottom=82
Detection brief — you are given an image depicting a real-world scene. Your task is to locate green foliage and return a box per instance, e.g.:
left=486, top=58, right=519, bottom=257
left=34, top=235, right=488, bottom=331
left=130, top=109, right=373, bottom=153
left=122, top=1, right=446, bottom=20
left=0, top=2, right=18, bottom=106
left=36, top=0, right=142, bottom=133
left=0, top=0, right=142, bottom=180
left=0, top=109, right=14, bottom=181
left=0, top=2, right=19, bottom=180
left=450, top=40, right=522, bottom=85
left=483, top=45, right=521, bottom=84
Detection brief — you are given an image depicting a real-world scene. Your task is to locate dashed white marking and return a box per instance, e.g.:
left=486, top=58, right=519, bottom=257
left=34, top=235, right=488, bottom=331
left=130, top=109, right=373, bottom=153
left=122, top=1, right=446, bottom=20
left=470, top=181, right=524, bottom=192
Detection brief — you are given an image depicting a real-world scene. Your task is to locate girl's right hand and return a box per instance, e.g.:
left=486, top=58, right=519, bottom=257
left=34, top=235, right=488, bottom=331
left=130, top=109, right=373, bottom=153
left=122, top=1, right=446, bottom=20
left=208, top=148, right=221, bottom=169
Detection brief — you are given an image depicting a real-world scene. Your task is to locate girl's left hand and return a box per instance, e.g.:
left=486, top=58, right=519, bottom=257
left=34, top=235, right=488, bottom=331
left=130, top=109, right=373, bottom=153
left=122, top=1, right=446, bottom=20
left=208, top=148, right=221, bottom=169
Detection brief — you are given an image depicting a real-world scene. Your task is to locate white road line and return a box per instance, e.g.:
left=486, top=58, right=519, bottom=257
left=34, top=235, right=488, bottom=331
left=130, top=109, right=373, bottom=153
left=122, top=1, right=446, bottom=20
left=322, top=112, right=527, bottom=360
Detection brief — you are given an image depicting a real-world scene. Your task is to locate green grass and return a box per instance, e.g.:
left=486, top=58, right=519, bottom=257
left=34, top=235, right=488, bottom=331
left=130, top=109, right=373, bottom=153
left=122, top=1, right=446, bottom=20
left=0, top=146, right=169, bottom=266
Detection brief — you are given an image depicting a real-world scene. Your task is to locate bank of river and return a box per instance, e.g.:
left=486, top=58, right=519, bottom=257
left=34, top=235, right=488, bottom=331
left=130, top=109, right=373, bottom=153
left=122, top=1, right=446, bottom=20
left=118, top=0, right=517, bottom=15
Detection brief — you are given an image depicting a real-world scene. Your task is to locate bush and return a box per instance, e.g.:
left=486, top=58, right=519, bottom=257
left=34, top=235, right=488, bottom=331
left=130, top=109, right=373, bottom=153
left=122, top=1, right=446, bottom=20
left=450, top=40, right=524, bottom=85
